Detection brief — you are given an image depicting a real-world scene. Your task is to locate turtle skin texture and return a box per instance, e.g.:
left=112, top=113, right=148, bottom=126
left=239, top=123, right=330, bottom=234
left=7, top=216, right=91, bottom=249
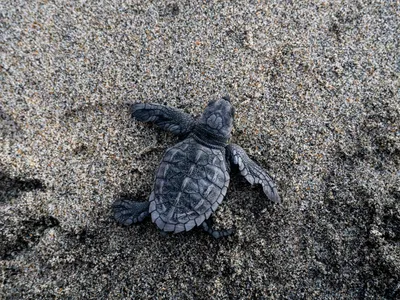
left=112, top=98, right=280, bottom=238
left=149, top=137, right=229, bottom=233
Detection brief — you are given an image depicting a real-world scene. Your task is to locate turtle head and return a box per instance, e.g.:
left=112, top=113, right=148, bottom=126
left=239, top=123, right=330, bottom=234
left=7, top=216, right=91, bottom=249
left=198, top=96, right=235, bottom=139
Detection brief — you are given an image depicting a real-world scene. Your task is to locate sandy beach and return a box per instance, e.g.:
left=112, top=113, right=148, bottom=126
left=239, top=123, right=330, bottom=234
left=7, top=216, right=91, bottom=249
left=1, top=1, right=399, bottom=298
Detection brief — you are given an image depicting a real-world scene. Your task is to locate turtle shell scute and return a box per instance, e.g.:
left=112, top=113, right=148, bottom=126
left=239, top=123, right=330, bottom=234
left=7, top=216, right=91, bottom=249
left=149, top=138, right=229, bottom=233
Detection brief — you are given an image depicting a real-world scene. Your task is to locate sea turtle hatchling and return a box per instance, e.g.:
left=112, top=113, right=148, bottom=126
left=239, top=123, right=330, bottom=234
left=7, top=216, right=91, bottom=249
left=112, top=96, right=280, bottom=238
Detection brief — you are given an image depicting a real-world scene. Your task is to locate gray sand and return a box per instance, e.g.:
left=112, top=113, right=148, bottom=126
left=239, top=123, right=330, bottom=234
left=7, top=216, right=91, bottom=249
left=1, top=1, right=399, bottom=299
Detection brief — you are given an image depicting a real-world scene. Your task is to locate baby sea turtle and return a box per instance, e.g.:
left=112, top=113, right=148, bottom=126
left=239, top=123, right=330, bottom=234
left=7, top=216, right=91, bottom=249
left=112, top=96, right=280, bottom=238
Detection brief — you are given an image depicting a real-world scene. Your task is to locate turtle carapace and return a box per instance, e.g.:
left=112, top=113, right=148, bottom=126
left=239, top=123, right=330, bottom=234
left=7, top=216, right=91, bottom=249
left=112, top=96, right=280, bottom=239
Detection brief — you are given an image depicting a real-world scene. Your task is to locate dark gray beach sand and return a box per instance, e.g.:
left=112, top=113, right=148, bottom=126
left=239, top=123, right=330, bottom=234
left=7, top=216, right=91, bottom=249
left=1, top=1, right=399, bottom=298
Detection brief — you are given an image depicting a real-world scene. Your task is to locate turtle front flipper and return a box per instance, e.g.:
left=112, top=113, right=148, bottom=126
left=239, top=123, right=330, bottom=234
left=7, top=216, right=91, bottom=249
left=131, top=103, right=195, bottom=136
left=227, top=144, right=280, bottom=203
left=112, top=199, right=150, bottom=226
left=201, top=219, right=235, bottom=239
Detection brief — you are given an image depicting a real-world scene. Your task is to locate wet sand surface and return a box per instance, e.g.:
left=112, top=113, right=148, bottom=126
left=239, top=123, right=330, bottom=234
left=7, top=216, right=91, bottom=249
left=1, top=1, right=399, bottom=298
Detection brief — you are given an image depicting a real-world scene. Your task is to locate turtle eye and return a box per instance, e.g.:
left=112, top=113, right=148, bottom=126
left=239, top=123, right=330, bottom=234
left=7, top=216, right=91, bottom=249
left=207, top=100, right=217, bottom=106
left=222, top=95, right=231, bottom=102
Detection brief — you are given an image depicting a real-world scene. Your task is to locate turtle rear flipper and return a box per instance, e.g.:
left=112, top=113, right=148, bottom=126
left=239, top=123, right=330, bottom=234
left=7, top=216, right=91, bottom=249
left=201, top=219, right=235, bottom=239
left=112, top=199, right=150, bottom=226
